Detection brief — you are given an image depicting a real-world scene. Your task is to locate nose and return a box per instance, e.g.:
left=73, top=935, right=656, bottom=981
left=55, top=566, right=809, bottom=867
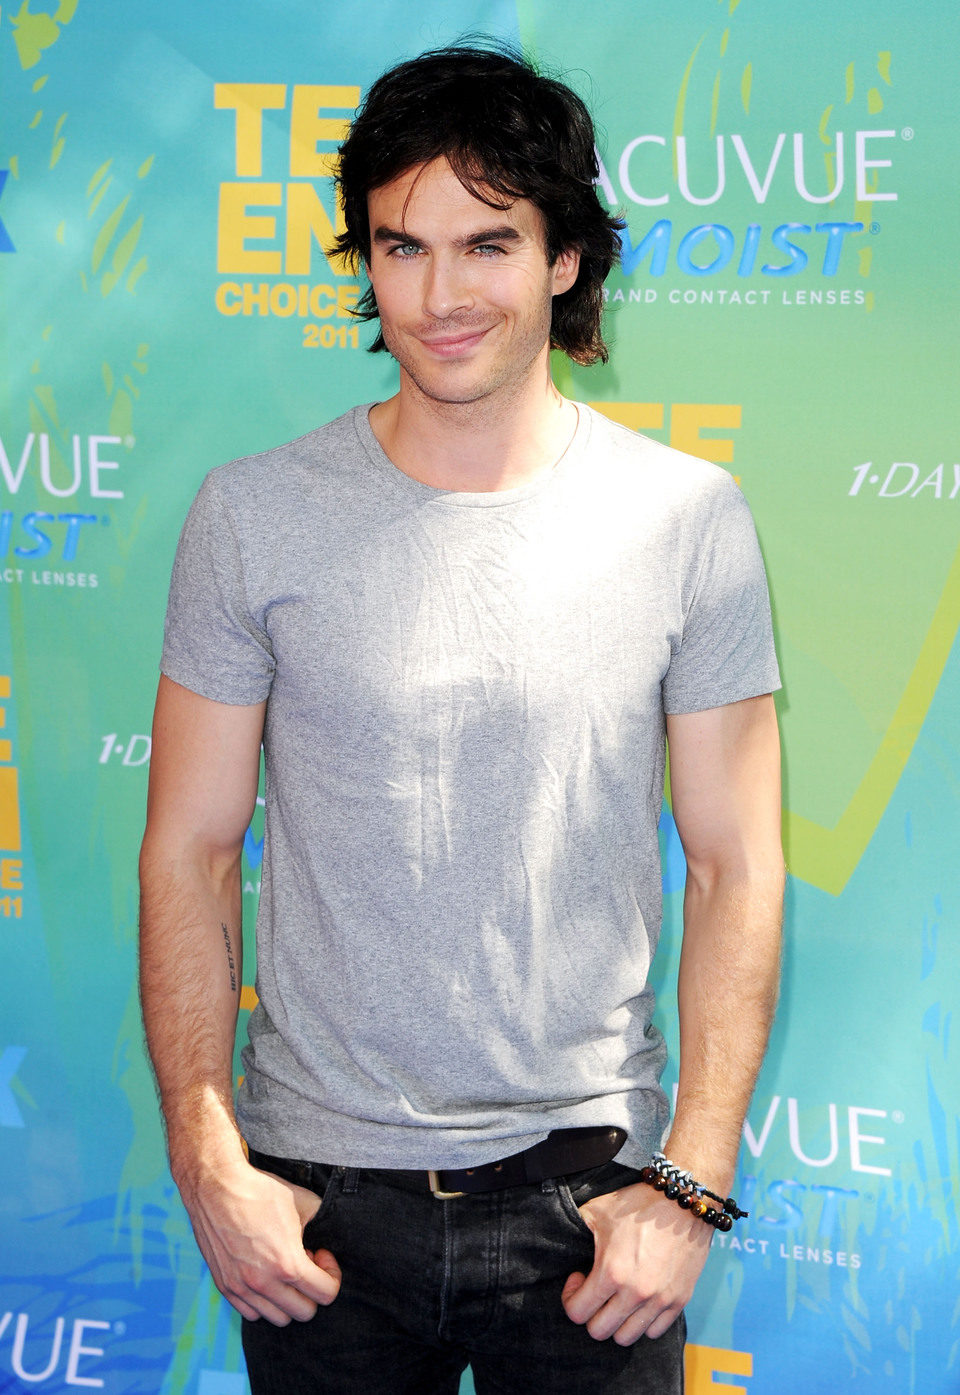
left=422, top=253, right=473, bottom=320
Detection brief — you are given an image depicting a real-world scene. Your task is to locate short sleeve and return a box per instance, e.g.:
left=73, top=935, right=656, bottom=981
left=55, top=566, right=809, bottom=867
left=662, top=473, right=781, bottom=714
left=160, top=472, right=275, bottom=705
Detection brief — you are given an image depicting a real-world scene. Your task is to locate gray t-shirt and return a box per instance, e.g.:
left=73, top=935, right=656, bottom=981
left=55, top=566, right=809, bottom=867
left=161, top=403, right=780, bottom=1170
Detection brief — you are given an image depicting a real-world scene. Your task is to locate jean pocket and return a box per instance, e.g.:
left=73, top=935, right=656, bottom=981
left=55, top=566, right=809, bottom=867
left=301, top=1177, right=339, bottom=1251
left=555, top=1178, right=597, bottom=1240
left=565, top=1159, right=643, bottom=1204
left=247, top=1151, right=338, bottom=1248
left=556, top=1159, right=646, bottom=1239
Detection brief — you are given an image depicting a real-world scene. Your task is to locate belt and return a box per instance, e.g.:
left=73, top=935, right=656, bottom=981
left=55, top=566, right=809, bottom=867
left=424, top=1125, right=627, bottom=1198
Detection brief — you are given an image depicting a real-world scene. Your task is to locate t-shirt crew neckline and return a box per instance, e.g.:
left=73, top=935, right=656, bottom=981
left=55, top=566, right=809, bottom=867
left=352, top=401, right=590, bottom=508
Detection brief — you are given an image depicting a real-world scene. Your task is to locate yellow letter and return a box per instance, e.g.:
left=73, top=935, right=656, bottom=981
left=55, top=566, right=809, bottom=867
left=217, top=184, right=283, bottom=274
left=0, top=678, right=18, bottom=854
left=285, top=179, right=349, bottom=275
left=670, top=404, right=742, bottom=464
left=289, top=85, right=360, bottom=177
left=685, top=1344, right=753, bottom=1395
left=215, top=282, right=242, bottom=316
left=587, top=402, right=665, bottom=434
left=214, top=83, right=287, bottom=177
left=0, top=771, right=20, bottom=854
left=1, top=858, right=22, bottom=890
left=337, top=283, right=360, bottom=317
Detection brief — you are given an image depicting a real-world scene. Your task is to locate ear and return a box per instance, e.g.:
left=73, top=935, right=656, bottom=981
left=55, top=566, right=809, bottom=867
left=551, top=247, right=580, bottom=296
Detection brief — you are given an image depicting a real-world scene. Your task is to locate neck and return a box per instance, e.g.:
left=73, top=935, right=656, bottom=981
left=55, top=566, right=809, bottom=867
left=368, top=360, right=577, bottom=493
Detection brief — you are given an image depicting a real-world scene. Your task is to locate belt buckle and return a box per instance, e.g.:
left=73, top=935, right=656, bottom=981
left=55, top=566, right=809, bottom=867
left=427, top=1169, right=466, bottom=1200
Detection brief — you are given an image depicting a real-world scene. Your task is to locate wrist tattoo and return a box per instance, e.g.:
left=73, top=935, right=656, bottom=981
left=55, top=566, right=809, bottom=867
left=220, top=922, right=238, bottom=992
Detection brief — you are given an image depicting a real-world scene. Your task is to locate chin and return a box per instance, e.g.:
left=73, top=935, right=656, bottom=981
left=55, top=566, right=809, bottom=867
left=400, top=364, right=497, bottom=407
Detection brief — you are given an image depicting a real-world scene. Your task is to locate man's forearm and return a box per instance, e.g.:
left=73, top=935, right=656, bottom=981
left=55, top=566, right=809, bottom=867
left=138, top=847, right=247, bottom=1188
left=660, top=694, right=785, bottom=1194
left=561, top=856, right=783, bottom=1347
left=663, top=858, right=784, bottom=1192
left=136, top=682, right=339, bottom=1322
left=139, top=844, right=342, bottom=1323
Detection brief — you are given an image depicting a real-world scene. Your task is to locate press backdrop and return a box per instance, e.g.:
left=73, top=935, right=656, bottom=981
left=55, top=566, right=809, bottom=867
left=1, top=2, right=958, bottom=1391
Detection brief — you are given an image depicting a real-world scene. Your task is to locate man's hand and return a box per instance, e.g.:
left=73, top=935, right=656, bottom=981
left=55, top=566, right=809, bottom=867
left=182, top=1157, right=342, bottom=1325
left=139, top=681, right=341, bottom=1325
left=561, top=1183, right=712, bottom=1345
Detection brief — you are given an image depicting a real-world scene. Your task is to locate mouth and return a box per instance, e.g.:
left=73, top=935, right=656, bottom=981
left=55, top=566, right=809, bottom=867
left=417, top=327, right=491, bottom=358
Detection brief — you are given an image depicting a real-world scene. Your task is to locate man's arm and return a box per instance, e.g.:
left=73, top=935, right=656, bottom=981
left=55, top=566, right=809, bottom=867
left=562, top=692, right=784, bottom=1344
left=139, top=675, right=340, bottom=1324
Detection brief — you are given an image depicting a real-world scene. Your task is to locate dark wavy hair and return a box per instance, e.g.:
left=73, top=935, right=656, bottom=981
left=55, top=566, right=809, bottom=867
left=334, top=42, right=622, bottom=365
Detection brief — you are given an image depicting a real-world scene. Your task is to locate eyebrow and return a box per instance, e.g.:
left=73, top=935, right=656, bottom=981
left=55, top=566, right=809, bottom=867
left=372, top=224, right=524, bottom=249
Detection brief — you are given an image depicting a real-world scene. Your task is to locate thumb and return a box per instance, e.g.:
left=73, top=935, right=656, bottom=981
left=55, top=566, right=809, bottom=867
left=561, top=1270, right=587, bottom=1309
left=303, top=1247, right=342, bottom=1303
left=289, top=1182, right=324, bottom=1228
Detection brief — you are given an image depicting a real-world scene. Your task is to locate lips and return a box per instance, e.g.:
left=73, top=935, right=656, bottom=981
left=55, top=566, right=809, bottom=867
left=416, top=326, right=492, bottom=356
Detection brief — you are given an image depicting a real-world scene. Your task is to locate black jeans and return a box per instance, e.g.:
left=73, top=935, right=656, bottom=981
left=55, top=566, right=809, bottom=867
left=241, top=1152, right=685, bottom=1394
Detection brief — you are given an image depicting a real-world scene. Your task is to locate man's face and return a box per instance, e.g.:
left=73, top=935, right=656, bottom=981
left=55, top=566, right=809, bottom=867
left=365, top=158, right=579, bottom=409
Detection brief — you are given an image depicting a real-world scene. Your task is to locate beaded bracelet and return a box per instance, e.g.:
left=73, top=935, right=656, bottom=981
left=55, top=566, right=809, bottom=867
left=637, top=1152, right=749, bottom=1232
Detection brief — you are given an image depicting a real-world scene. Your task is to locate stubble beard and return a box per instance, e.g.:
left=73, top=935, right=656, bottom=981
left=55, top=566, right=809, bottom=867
left=379, top=304, right=555, bottom=413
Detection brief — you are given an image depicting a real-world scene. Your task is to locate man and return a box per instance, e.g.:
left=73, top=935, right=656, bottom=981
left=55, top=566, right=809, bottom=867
left=140, top=43, right=784, bottom=1395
